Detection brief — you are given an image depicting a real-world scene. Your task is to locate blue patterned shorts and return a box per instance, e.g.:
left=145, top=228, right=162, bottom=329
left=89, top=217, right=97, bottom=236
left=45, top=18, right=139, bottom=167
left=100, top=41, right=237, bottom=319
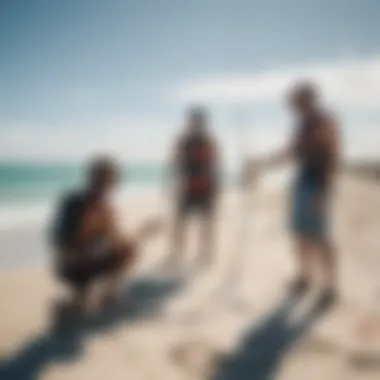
left=291, top=176, right=330, bottom=242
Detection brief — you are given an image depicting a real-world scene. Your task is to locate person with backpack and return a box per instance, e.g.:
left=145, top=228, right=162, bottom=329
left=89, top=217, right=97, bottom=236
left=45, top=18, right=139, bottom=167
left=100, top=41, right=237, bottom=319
left=51, top=155, right=160, bottom=314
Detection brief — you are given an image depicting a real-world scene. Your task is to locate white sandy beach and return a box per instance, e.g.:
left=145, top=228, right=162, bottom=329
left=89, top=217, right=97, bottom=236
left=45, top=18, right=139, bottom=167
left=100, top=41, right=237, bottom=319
left=1, top=175, right=380, bottom=380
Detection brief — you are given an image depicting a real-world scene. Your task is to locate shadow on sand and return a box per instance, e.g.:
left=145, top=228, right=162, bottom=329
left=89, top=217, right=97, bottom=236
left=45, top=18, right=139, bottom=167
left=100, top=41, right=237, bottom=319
left=211, top=294, right=331, bottom=380
left=1, top=275, right=183, bottom=380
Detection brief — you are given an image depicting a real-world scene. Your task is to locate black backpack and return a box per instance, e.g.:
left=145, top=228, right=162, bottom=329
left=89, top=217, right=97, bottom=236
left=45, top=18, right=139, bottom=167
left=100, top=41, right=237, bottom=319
left=51, top=191, right=87, bottom=250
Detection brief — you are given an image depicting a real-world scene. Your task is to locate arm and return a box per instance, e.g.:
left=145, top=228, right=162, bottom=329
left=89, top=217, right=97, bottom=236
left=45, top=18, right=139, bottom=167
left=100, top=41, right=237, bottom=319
left=261, top=146, right=293, bottom=170
left=242, top=136, right=296, bottom=187
left=77, top=202, right=126, bottom=248
left=244, top=145, right=293, bottom=182
left=101, top=204, right=162, bottom=249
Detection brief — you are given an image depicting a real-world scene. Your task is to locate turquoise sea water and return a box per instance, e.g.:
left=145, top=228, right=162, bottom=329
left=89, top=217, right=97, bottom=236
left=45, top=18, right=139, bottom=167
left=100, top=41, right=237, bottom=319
left=0, top=162, right=166, bottom=205
left=0, top=162, right=170, bottom=228
left=0, top=162, right=240, bottom=228
left=0, top=161, right=290, bottom=232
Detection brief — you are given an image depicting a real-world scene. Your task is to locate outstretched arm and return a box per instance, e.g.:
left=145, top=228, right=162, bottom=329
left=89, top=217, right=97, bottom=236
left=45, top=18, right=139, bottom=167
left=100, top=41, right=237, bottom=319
left=100, top=205, right=163, bottom=253
left=243, top=145, right=293, bottom=184
left=260, top=146, right=294, bottom=170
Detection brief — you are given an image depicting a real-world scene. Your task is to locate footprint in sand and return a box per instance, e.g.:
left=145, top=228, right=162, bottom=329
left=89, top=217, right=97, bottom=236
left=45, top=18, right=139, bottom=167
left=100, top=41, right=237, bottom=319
left=346, top=316, right=380, bottom=372
left=170, top=340, right=227, bottom=378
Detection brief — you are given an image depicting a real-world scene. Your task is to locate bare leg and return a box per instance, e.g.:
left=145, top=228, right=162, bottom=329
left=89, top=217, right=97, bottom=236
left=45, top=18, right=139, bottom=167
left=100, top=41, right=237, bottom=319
left=167, top=214, right=186, bottom=270
left=319, top=240, right=337, bottom=292
left=292, top=235, right=314, bottom=292
left=313, top=240, right=338, bottom=308
left=198, top=212, right=215, bottom=268
left=102, top=219, right=163, bottom=306
left=103, top=241, right=137, bottom=305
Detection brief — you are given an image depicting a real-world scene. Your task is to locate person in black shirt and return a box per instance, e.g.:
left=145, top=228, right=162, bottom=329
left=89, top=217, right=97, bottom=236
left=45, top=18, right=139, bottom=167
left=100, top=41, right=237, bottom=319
left=51, top=156, right=160, bottom=314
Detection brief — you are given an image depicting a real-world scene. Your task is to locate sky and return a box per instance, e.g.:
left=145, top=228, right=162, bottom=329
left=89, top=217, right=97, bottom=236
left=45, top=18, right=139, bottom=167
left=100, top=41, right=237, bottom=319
left=1, top=0, right=380, bottom=163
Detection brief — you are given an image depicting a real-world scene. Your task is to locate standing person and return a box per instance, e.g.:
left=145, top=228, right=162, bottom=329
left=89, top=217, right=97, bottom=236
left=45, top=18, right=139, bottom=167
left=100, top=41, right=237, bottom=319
left=51, top=155, right=160, bottom=315
left=257, top=82, right=340, bottom=306
left=167, top=107, right=220, bottom=271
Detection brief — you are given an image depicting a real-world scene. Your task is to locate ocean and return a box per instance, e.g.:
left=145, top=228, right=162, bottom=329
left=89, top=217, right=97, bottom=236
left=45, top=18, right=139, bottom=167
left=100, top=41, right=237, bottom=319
left=0, top=161, right=290, bottom=268
left=0, top=162, right=167, bottom=203
left=0, top=161, right=290, bottom=230
left=0, top=162, right=169, bottom=229
left=0, top=162, right=246, bottom=230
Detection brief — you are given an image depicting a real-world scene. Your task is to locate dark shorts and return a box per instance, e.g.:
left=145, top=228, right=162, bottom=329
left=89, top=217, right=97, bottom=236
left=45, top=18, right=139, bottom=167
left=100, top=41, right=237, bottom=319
left=58, top=250, right=122, bottom=289
left=291, top=176, right=330, bottom=243
left=178, top=193, right=215, bottom=217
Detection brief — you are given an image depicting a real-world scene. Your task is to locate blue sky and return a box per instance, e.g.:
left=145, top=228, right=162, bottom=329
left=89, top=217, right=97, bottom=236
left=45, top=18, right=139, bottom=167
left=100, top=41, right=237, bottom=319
left=1, top=0, right=380, bottom=162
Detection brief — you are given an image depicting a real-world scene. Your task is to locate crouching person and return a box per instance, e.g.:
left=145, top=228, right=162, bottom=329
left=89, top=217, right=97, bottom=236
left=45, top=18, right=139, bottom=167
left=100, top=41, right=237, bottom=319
left=51, top=155, right=160, bottom=315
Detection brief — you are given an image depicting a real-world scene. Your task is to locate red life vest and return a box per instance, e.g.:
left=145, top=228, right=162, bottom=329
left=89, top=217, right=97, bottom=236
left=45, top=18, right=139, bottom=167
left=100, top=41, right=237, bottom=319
left=179, top=134, right=215, bottom=196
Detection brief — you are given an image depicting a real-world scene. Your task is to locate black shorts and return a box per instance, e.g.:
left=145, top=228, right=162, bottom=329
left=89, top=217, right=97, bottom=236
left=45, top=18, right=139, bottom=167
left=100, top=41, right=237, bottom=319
left=178, top=193, right=215, bottom=216
left=58, top=251, right=121, bottom=289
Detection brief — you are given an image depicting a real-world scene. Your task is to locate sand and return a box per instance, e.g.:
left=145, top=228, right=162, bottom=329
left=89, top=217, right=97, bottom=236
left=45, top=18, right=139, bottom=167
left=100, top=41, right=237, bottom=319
left=1, top=175, right=380, bottom=380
